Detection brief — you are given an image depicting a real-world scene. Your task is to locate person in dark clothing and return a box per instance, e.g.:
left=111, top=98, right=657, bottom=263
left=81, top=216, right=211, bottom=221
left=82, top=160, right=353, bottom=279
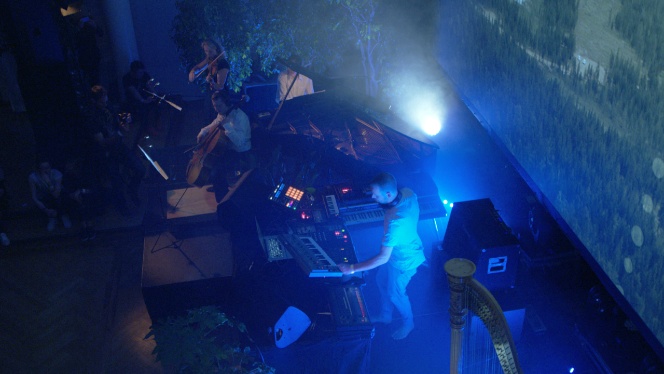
left=63, top=158, right=98, bottom=241
left=85, top=85, right=145, bottom=216
left=122, top=60, right=158, bottom=146
left=0, top=167, right=10, bottom=246
left=75, top=15, right=103, bottom=86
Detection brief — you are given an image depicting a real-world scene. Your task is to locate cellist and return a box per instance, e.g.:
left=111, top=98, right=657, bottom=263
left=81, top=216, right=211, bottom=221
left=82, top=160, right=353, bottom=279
left=188, top=39, right=230, bottom=91
left=188, top=91, right=252, bottom=199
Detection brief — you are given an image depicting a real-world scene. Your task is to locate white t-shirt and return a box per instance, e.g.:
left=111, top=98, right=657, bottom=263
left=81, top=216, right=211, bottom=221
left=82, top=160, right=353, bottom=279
left=382, top=188, right=425, bottom=271
left=198, top=108, right=251, bottom=152
left=276, top=71, right=314, bottom=103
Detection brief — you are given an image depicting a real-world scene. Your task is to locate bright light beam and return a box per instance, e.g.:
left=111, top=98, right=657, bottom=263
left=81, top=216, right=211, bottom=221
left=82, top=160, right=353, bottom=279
left=398, top=90, right=445, bottom=136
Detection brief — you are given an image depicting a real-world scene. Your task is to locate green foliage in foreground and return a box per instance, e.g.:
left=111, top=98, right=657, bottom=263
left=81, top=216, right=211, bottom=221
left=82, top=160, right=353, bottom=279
left=145, top=306, right=275, bottom=374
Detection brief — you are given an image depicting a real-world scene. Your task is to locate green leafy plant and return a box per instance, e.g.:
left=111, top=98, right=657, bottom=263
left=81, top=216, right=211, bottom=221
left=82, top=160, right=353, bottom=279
left=144, top=306, right=275, bottom=374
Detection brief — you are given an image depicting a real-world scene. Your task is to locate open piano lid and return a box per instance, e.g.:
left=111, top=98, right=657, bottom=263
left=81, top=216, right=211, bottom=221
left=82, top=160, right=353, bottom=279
left=266, top=89, right=438, bottom=168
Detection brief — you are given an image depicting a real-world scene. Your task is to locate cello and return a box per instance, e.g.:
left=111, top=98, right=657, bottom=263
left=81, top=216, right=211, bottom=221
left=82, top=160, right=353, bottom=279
left=185, top=124, right=222, bottom=187
left=185, top=97, right=245, bottom=187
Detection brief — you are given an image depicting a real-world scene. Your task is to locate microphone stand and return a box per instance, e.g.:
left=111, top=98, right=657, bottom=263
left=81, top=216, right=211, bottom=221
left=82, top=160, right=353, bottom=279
left=267, top=72, right=299, bottom=132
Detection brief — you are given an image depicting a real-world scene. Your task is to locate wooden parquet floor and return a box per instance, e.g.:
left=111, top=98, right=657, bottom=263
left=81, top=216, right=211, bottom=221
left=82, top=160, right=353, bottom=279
left=0, top=229, right=163, bottom=373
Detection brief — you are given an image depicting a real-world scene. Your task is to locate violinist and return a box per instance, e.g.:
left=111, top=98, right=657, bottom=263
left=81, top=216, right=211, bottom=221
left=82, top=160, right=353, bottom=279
left=85, top=85, right=146, bottom=216
left=122, top=60, right=158, bottom=146
left=188, top=39, right=230, bottom=91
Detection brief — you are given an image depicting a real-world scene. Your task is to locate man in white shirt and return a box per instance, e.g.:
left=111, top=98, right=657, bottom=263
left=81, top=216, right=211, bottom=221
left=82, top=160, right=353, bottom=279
left=197, top=91, right=252, bottom=199
left=338, top=172, right=425, bottom=340
left=275, top=56, right=314, bottom=103
left=198, top=91, right=251, bottom=152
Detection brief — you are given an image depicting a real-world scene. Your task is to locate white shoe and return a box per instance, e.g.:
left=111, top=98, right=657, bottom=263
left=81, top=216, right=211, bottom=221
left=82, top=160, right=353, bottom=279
left=47, top=218, right=57, bottom=232
left=0, top=233, right=9, bottom=246
left=61, top=215, right=72, bottom=229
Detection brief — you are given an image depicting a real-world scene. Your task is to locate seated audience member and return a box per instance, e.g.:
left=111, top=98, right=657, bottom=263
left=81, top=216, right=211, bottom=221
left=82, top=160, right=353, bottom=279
left=85, top=85, right=146, bottom=216
left=275, top=55, right=314, bottom=103
left=0, top=167, right=9, bottom=246
left=28, top=160, right=72, bottom=232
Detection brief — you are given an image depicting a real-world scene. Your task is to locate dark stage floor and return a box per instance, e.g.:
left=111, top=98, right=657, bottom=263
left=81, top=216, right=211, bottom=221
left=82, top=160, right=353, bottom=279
left=1, top=87, right=662, bottom=373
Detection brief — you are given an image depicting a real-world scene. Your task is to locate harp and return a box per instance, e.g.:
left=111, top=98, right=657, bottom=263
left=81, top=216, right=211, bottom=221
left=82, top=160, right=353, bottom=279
left=445, top=258, right=524, bottom=374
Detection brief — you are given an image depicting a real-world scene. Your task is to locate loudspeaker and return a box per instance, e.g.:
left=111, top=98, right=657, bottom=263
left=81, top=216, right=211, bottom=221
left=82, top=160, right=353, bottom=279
left=274, top=306, right=311, bottom=348
left=470, top=307, right=525, bottom=344
left=141, top=223, right=235, bottom=321
left=443, top=198, right=520, bottom=290
left=142, top=276, right=233, bottom=322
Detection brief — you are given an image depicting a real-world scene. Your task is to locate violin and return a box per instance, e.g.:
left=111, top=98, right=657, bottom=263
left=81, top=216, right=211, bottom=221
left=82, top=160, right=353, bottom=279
left=191, top=53, right=224, bottom=88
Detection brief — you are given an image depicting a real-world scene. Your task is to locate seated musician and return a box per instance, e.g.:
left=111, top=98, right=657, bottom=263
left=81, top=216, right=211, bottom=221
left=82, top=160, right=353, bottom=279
left=85, top=85, right=146, bottom=216
left=196, top=90, right=252, bottom=200
left=275, top=55, right=314, bottom=103
left=122, top=60, right=158, bottom=146
left=188, top=39, right=230, bottom=92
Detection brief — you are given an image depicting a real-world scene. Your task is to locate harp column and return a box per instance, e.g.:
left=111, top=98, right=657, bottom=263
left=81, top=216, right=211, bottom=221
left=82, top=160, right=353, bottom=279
left=445, top=258, right=476, bottom=374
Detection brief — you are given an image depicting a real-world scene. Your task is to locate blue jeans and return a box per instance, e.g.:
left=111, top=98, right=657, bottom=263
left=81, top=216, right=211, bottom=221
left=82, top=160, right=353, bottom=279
left=376, top=263, right=417, bottom=322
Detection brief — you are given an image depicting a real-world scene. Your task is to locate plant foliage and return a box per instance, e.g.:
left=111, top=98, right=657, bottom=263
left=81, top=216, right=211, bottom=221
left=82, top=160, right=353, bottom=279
left=144, top=306, right=275, bottom=373
left=171, top=0, right=342, bottom=92
left=171, top=0, right=440, bottom=97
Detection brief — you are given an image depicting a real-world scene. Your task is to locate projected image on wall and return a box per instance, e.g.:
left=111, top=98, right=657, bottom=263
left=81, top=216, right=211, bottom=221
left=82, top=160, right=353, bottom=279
left=437, top=0, right=664, bottom=346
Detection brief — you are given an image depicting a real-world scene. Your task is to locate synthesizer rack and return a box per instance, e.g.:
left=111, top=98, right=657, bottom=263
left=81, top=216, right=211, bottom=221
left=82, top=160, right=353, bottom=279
left=319, top=172, right=447, bottom=229
left=256, top=189, right=374, bottom=335
left=278, top=218, right=358, bottom=278
left=327, top=285, right=373, bottom=335
left=324, top=192, right=447, bottom=228
left=279, top=234, right=343, bottom=277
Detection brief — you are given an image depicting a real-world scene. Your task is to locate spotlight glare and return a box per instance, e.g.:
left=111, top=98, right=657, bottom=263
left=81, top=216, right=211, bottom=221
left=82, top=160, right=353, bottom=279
left=422, top=116, right=441, bottom=136
left=394, top=89, right=445, bottom=137
left=443, top=199, right=448, bottom=205
left=449, top=203, right=454, bottom=208
left=569, top=368, right=575, bottom=373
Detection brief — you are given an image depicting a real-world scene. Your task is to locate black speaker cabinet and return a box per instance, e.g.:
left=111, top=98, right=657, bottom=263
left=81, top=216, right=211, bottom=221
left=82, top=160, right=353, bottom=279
left=142, top=276, right=233, bottom=322
left=443, top=198, right=520, bottom=290
left=141, top=224, right=235, bottom=321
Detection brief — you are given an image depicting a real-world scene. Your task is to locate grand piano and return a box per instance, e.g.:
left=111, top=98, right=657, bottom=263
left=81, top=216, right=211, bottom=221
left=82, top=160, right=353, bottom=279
left=214, top=87, right=446, bottom=373
left=243, top=85, right=445, bottom=257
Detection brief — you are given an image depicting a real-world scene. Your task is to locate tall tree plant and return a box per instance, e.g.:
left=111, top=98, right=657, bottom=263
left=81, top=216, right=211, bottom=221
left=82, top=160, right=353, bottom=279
left=171, top=0, right=440, bottom=99
left=172, top=0, right=342, bottom=92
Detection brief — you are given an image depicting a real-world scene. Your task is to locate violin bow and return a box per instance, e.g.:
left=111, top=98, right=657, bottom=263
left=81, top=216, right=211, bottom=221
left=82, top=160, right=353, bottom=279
left=142, top=89, right=183, bottom=111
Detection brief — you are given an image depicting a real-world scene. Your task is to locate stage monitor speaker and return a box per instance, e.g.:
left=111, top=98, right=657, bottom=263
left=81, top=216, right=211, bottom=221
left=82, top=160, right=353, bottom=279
left=141, top=224, right=235, bottom=321
left=470, top=307, right=525, bottom=344
left=142, top=276, right=233, bottom=322
left=442, top=198, right=520, bottom=291
left=274, top=306, right=311, bottom=348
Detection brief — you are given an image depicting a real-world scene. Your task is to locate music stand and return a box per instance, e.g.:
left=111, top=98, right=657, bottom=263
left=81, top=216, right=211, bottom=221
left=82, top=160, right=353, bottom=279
left=146, top=187, right=209, bottom=279
left=138, top=144, right=169, bottom=180
left=140, top=143, right=208, bottom=276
